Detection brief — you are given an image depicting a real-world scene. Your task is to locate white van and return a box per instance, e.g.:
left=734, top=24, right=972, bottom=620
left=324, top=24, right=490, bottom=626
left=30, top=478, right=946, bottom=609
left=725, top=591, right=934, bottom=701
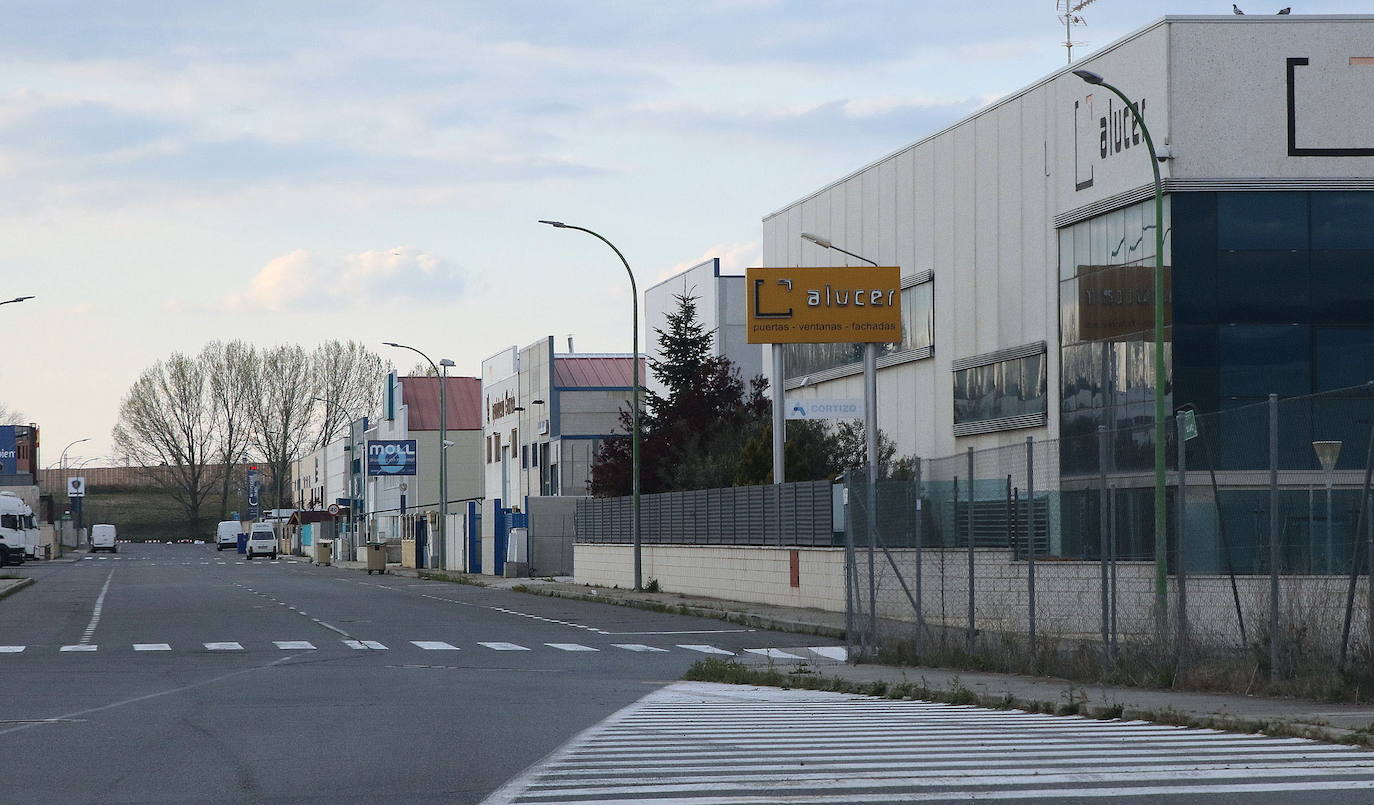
left=245, top=523, right=277, bottom=560
left=215, top=520, right=244, bottom=552
left=90, top=524, right=118, bottom=553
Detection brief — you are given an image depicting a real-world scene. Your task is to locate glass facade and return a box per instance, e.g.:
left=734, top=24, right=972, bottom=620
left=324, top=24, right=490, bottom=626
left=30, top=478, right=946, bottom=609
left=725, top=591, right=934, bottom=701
left=952, top=351, right=1047, bottom=432
left=783, top=277, right=933, bottom=380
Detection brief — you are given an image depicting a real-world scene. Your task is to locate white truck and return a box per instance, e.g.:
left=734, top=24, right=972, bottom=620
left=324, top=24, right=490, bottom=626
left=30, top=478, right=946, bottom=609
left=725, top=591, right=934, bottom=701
left=0, top=491, right=38, bottom=566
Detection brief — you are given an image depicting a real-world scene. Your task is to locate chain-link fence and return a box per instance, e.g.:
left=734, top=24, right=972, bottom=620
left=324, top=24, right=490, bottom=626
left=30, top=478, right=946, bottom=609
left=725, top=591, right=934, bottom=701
left=846, top=382, right=1374, bottom=696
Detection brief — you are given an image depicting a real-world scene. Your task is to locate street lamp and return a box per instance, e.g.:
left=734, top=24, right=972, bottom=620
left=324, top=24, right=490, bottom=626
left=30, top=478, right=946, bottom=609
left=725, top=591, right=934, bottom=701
left=539, top=219, right=643, bottom=590
left=1073, top=68, right=1169, bottom=636
left=1, top=296, right=34, bottom=307
left=383, top=343, right=451, bottom=571
left=58, top=438, right=91, bottom=470
left=1314, top=440, right=1342, bottom=573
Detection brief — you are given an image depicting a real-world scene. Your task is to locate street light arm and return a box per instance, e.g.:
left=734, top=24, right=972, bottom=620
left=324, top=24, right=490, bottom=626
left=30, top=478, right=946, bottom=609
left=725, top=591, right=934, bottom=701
left=384, top=342, right=440, bottom=377
left=1, top=296, right=34, bottom=306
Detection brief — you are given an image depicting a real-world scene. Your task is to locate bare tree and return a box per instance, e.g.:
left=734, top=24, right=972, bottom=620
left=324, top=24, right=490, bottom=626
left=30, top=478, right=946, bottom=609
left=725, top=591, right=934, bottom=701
left=249, top=344, right=316, bottom=510
left=112, top=354, right=218, bottom=538
left=0, top=402, right=24, bottom=424
left=202, top=340, right=257, bottom=520
left=312, top=340, right=389, bottom=448
left=405, top=360, right=436, bottom=377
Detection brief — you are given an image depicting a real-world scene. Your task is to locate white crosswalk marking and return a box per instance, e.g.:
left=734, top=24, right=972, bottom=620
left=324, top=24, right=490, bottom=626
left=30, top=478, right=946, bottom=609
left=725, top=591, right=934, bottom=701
left=808, top=646, right=848, bottom=661
left=360, top=640, right=387, bottom=650
left=0, top=646, right=24, bottom=653
left=273, top=641, right=315, bottom=650
left=411, top=641, right=459, bottom=651
left=612, top=644, right=668, bottom=652
left=479, top=642, right=529, bottom=651
left=204, top=642, right=243, bottom=651
left=547, top=643, right=598, bottom=652
left=677, top=644, right=734, bottom=655
left=343, top=640, right=368, bottom=650
left=133, top=643, right=171, bottom=651
left=60, top=645, right=97, bottom=652
left=483, top=682, right=1374, bottom=803
left=744, top=647, right=804, bottom=660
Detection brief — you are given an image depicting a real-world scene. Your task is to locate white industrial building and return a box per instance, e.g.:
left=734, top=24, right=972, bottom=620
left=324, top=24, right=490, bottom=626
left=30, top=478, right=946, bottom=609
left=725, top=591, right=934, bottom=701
left=644, top=257, right=763, bottom=397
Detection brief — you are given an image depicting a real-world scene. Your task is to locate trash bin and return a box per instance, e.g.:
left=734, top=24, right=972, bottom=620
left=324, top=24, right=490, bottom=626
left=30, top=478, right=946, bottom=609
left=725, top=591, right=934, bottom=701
left=366, top=542, right=387, bottom=575
left=236, top=533, right=248, bottom=554
left=314, top=540, right=332, bottom=566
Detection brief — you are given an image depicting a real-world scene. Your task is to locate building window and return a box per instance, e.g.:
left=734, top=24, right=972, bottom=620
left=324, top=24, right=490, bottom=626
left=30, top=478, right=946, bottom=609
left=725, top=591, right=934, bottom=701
left=952, top=343, right=1048, bottom=436
left=521, top=444, right=528, bottom=469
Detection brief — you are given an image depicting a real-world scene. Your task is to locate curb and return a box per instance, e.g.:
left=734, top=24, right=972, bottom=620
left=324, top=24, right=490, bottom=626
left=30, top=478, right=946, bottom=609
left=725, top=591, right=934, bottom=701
left=0, top=578, right=34, bottom=600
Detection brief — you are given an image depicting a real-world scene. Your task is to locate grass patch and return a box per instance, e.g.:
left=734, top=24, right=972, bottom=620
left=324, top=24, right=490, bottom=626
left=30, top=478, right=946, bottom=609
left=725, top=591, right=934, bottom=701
left=416, top=571, right=487, bottom=587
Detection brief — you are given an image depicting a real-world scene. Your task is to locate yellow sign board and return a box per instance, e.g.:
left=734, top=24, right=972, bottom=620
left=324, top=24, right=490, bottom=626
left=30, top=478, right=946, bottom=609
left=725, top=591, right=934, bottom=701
left=746, top=266, right=903, bottom=344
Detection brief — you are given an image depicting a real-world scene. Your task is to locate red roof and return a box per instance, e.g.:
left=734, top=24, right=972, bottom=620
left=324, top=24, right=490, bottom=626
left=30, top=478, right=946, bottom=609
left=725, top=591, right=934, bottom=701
left=554, top=357, right=645, bottom=388
left=398, top=376, right=482, bottom=431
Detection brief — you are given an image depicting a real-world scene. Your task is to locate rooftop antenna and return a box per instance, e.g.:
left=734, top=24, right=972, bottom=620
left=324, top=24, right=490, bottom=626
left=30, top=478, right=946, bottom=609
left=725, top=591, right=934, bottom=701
left=1058, top=0, right=1100, bottom=64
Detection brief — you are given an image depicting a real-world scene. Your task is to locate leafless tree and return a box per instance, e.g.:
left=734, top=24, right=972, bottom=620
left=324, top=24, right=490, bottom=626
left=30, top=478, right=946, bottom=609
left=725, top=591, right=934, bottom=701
left=249, top=344, right=316, bottom=509
left=202, top=340, right=257, bottom=520
left=112, top=354, right=219, bottom=538
left=312, top=340, right=388, bottom=448
left=405, top=360, right=436, bottom=377
left=0, top=402, right=24, bottom=424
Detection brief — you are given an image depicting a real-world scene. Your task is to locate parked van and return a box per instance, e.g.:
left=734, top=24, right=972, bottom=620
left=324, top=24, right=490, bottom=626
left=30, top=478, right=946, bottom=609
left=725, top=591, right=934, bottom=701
left=245, top=523, right=276, bottom=560
left=215, top=520, right=244, bottom=552
left=0, top=491, right=35, bottom=566
left=90, top=524, right=118, bottom=553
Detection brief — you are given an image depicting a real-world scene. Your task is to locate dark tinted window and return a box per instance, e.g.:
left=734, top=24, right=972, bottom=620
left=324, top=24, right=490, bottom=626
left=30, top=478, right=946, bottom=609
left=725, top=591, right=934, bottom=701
left=1217, top=192, right=1308, bottom=250
left=1218, top=325, right=1310, bottom=398
left=1313, top=327, right=1374, bottom=392
left=1216, top=250, right=1309, bottom=323
left=1312, top=192, right=1374, bottom=249
left=1311, top=251, right=1374, bottom=324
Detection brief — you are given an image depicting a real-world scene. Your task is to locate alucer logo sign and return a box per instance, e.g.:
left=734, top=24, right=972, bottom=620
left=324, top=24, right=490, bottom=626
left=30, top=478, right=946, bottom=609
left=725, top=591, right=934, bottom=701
left=367, top=440, right=418, bottom=476
left=746, top=266, right=902, bottom=344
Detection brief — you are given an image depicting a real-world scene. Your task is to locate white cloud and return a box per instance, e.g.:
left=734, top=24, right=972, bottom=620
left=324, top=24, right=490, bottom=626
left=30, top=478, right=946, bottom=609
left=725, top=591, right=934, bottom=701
left=656, top=241, right=761, bottom=282
left=222, top=246, right=464, bottom=312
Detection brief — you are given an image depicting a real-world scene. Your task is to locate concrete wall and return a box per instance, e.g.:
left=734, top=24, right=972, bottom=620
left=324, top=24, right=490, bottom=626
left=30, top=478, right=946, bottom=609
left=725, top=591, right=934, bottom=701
left=527, top=495, right=579, bottom=576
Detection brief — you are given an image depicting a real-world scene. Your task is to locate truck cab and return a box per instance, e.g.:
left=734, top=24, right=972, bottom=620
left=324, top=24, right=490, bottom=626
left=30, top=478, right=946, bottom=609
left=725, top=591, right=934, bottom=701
left=0, top=492, right=36, bottom=566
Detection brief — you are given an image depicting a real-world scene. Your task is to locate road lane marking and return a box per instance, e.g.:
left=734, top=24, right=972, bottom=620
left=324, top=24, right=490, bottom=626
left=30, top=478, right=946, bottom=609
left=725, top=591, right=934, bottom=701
left=273, top=641, right=316, bottom=650
left=0, top=646, right=24, bottom=653
left=133, top=644, right=171, bottom=651
left=604, top=629, right=756, bottom=635
left=80, top=569, right=115, bottom=645
left=412, top=641, right=460, bottom=651
left=547, top=643, right=599, bottom=652
left=479, top=642, right=529, bottom=651
left=613, top=644, right=669, bottom=652
left=678, top=645, right=735, bottom=655
left=204, top=642, right=243, bottom=651
left=344, top=640, right=389, bottom=650
left=808, top=646, right=848, bottom=661
left=60, top=645, right=98, bottom=652
left=745, top=648, right=805, bottom=660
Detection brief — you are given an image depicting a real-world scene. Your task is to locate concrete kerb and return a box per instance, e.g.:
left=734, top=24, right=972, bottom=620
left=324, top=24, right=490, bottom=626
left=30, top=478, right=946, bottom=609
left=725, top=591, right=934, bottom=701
left=0, top=578, right=34, bottom=600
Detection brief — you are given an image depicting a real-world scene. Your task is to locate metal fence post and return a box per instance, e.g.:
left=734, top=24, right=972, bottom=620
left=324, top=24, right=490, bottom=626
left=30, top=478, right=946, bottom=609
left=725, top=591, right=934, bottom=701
left=914, top=458, right=925, bottom=655
left=843, top=469, right=857, bottom=657
left=1269, top=392, right=1281, bottom=682
left=1176, top=414, right=1188, bottom=665
left=867, top=468, right=878, bottom=655
left=967, top=446, right=976, bottom=653
left=1026, top=436, right=1036, bottom=659
left=1098, top=425, right=1110, bottom=662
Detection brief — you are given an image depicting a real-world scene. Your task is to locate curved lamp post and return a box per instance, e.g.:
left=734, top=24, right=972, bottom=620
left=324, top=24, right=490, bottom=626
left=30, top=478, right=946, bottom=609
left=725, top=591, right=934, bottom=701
left=538, top=220, right=642, bottom=591
left=1, top=296, right=34, bottom=307
left=383, top=343, right=451, bottom=571
left=1073, top=68, right=1168, bottom=638
left=58, top=438, right=91, bottom=470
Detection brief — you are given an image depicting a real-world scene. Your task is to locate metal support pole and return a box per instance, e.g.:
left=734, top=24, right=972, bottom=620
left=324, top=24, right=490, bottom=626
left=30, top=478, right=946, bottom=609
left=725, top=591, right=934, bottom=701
left=438, top=364, right=448, bottom=570
left=1026, top=436, right=1036, bottom=659
left=913, top=459, right=924, bottom=653
left=843, top=469, right=857, bottom=656
left=1098, top=425, right=1110, bottom=661
left=865, top=342, right=879, bottom=653
left=1176, top=414, right=1188, bottom=660
left=772, top=346, right=785, bottom=485
left=1269, top=392, right=1281, bottom=682
left=967, top=446, right=976, bottom=653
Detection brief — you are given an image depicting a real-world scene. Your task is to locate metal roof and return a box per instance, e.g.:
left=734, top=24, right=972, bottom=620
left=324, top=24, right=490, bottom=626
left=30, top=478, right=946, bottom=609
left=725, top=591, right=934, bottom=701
left=554, top=356, right=644, bottom=388
left=398, top=376, right=482, bottom=431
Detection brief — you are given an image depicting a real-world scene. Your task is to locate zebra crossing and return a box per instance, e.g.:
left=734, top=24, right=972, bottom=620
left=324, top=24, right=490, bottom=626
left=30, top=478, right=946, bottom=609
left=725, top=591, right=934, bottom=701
left=0, top=640, right=844, bottom=659
left=482, top=681, right=1374, bottom=804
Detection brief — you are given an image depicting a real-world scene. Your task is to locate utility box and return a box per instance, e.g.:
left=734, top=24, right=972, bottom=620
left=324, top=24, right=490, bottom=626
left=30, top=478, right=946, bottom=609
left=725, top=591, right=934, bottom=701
left=366, top=542, right=387, bottom=575
left=313, top=540, right=332, bottom=566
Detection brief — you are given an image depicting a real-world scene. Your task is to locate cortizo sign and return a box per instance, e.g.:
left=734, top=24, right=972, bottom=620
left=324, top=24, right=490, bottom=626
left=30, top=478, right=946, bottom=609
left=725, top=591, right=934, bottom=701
left=746, top=266, right=903, bottom=344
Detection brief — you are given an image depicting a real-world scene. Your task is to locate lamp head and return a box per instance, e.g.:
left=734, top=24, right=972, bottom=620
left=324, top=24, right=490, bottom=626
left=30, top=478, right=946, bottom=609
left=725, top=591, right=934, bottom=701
left=1072, top=69, right=1104, bottom=85
left=531, top=399, right=545, bottom=405
left=800, top=232, right=833, bottom=249
left=382, top=341, right=401, bottom=348
left=538, top=220, right=568, bottom=228
left=439, top=358, right=456, bottom=367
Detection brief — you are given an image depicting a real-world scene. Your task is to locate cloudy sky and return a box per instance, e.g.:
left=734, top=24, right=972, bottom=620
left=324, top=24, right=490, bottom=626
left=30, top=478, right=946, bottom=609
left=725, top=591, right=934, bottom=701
left=3, top=0, right=1365, bottom=464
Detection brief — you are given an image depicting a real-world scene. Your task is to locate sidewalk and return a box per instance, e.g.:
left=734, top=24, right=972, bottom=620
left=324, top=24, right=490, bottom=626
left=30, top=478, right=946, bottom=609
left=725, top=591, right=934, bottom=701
left=324, top=557, right=1374, bottom=744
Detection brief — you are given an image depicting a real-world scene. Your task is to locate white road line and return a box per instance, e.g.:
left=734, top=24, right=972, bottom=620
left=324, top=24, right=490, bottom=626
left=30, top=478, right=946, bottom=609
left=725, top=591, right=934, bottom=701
left=547, top=643, right=599, bottom=652
left=343, top=640, right=368, bottom=650
left=133, top=644, right=171, bottom=651
left=412, top=641, right=460, bottom=651
left=204, top=642, right=243, bottom=651
left=344, top=640, right=388, bottom=650
left=808, top=646, right=848, bottom=661
left=677, top=644, right=734, bottom=655
left=479, top=642, right=529, bottom=651
left=80, top=569, right=115, bottom=645
left=0, top=646, right=24, bottom=653
left=60, top=645, right=98, bottom=652
left=613, top=644, right=669, bottom=652
left=744, top=648, right=805, bottom=660
left=273, top=641, right=316, bottom=650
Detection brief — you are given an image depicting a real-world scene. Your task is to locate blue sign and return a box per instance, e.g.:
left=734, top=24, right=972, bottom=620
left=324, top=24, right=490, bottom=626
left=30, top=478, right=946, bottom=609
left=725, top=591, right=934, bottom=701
left=247, top=467, right=261, bottom=520
left=0, top=426, right=15, bottom=474
left=367, top=440, right=417, bottom=476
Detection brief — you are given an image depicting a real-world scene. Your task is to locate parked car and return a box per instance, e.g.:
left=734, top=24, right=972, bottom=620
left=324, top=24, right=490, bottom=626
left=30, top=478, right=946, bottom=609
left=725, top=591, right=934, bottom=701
left=245, top=523, right=277, bottom=560
left=90, top=524, right=118, bottom=553
left=215, top=520, right=244, bottom=552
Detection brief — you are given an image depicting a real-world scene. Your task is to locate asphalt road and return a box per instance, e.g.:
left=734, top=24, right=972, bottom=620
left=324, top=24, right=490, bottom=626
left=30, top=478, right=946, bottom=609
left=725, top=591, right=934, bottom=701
left=0, top=542, right=842, bottom=804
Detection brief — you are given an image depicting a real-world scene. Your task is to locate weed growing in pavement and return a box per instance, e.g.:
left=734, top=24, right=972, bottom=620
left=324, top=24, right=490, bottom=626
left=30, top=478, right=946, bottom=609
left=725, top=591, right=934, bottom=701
left=416, top=571, right=487, bottom=587
left=644, top=577, right=661, bottom=593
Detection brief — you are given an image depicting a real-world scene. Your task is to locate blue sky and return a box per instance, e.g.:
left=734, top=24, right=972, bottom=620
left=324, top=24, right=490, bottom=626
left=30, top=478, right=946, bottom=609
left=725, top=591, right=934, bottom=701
left=3, top=1, right=1366, bottom=464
